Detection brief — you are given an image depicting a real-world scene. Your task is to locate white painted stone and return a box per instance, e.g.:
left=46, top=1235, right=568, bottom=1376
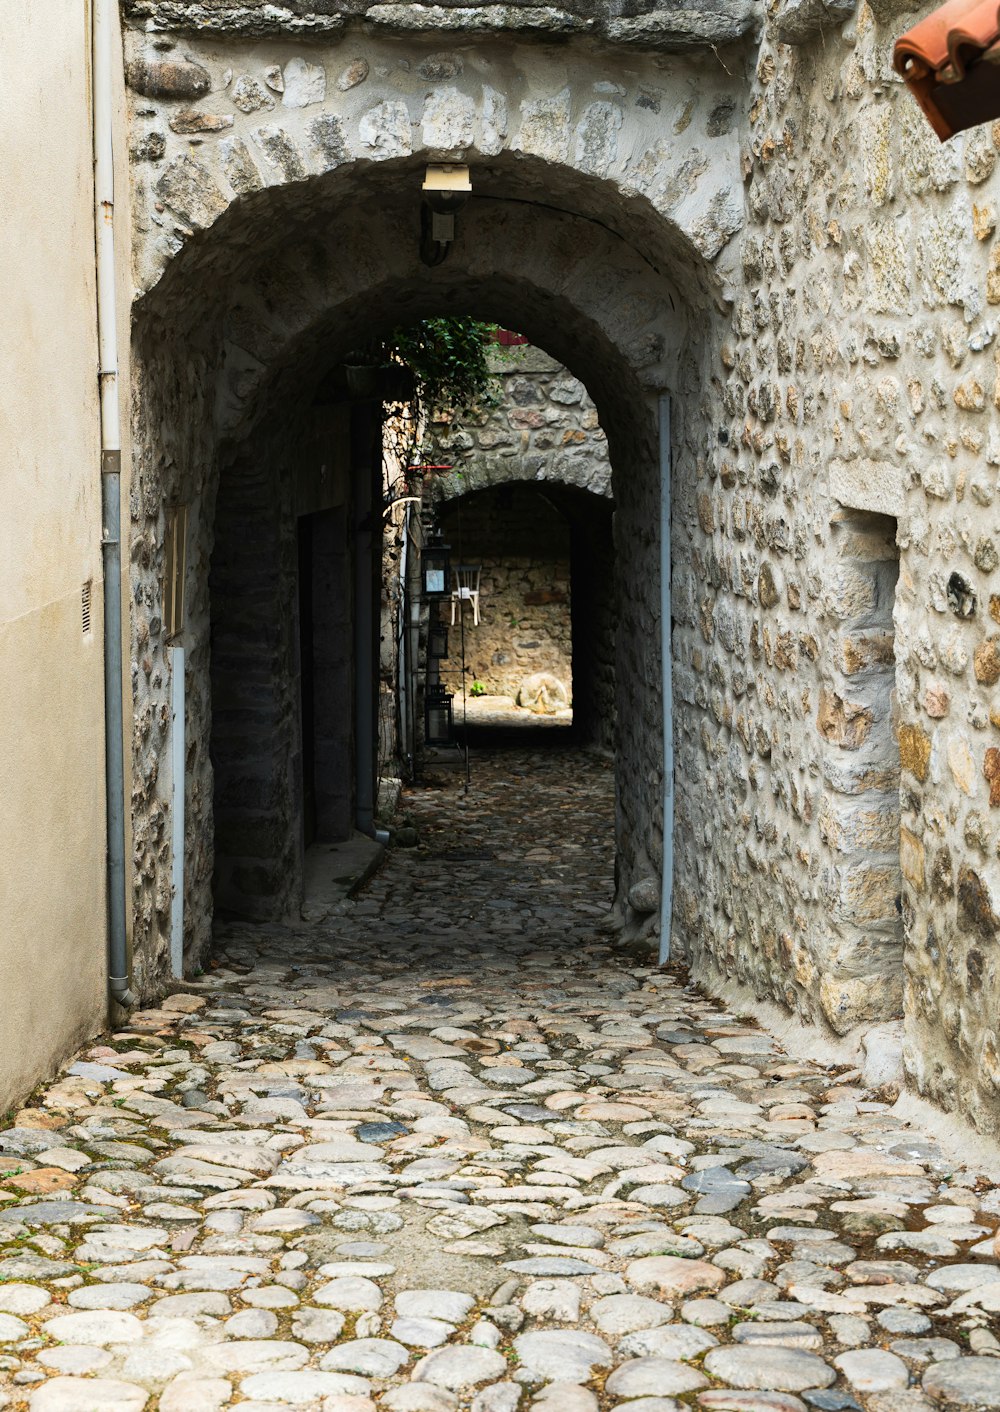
left=282, top=58, right=326, bottom=108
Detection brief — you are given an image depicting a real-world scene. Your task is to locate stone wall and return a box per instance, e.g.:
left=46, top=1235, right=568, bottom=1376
left=430, top=347, right=611, bottom=506
left=668, top=1, right=1000, bottom=1134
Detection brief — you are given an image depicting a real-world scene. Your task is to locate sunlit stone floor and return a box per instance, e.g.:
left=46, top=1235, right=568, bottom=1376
left=2, top=745, right=999, bottom=1411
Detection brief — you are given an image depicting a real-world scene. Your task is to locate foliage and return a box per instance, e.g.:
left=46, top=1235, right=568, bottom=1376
left=470, top=680, right=486, bottom=697
left=389, top=318, right=503, bottom=421
left=379, top=318, right=523, bottom=511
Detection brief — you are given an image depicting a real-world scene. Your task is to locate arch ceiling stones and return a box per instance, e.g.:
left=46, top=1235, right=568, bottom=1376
left=126, top=21, right=747, bottom=303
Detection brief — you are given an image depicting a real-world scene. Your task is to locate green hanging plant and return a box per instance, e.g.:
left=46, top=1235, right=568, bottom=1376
left=388, top=318, right=503, bottom=421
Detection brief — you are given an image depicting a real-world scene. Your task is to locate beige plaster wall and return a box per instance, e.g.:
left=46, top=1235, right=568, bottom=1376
left=0, top=0, right=108, bottom=1109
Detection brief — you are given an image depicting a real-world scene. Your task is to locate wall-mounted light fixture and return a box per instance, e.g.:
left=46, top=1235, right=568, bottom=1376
left=420, top=164, right=472, bottom=267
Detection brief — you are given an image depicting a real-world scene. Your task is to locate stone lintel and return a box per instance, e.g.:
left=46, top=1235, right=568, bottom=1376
left=123, top=0, right=760, bottom=49
left=773, top=0, right=855, bottom=47
left=830, top=457, right=904, bottom=519
left=122, top=1, right=349, bottom=36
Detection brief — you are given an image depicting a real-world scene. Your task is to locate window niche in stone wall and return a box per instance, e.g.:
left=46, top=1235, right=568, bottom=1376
left=818, top=509, right=903, bottom=1026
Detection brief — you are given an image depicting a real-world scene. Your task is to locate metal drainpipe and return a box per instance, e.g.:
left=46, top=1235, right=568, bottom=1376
left=169, top=646, right=185, bottom=979
left=407, top=515, right=422, bottom=774
left=398, top=504, right=413, bottom=771
left=93, top=0, right=134, bottom=1007
left=658, top=393, right=674, bottom=966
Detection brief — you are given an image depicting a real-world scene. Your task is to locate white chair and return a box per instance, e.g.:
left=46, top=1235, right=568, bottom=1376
left=450, top=564, right=482, bottom=626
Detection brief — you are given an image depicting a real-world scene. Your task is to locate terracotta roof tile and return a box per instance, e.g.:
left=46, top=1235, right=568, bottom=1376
left=894, top=0, right=1000, bottom=140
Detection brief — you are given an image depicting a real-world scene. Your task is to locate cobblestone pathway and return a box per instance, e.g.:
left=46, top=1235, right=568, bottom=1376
left=3, top=746, right=1000, bottom=1411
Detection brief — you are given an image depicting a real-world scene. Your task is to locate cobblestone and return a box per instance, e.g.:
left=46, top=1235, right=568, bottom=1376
left=2, top=747, right=1000, bottom=1409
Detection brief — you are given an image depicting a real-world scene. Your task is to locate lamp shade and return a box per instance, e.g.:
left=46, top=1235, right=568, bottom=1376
left=425, top=685, right=454, bottom=744
left=428, top=621, right=449, bottom=659
left=422, top=536, right=451, bottom=599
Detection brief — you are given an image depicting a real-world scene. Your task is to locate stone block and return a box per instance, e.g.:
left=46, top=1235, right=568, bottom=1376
left=820, top=794, right=900, bottom=854
left=824, top=566, right=879, bottom=623
left=830, top=459, right=904, bottom=517
left=605, top=0, right=758, bottom=50
left=254, top=126, right=306, bottom=181
left=773, top=0, right=855, bottom=45
left=337, top=58, right=369, bottom=91
left=126, top=58, right=210, bottom=100
left=947, top=734, right=976, bottom=795
left=282, top=57, right=326, bottom=109
left=900, top=827, right=925, bottom=890
left=154, top=155, right=229, bottom=229
left=232, top=75, right=274, bottom=114
left=974, top=637, right=1000, bottom=685
left=865, top=217, right=912, bottom=313
left=218, top=139, right=264, bottom=197
left=422, top=88, right=476, bottom=153
left=817, top=688, right=874, bottom=750
left=169, top=111, right=234, bottom=135
left=359, top=100, right=412, bottom=159
left=984, top=748, right=1000, bottom=807
left=820, top=971, right=904, bottom=1035
left=309, top=115, right=347, bottom=171
left=822, top=758, right=900, bottom=796
left=515, top=90, right=571, bottom=164
left=837, top=632, right=894, bottom=676
left=924, top=683, right=950, bottom=717
left=834, top=863, right=901, bottom=927
left=957, top=865, right=1000, bottom=939
left=898, top=724, right=931, bottom=782
left=758, top=562, right=779, bottom=607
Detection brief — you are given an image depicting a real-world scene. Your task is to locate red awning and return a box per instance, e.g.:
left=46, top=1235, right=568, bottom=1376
left=895, top=0, right=1000, bottom=140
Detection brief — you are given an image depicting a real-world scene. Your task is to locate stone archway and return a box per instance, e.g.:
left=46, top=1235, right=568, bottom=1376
left=127, top=129, right=723, bottom=990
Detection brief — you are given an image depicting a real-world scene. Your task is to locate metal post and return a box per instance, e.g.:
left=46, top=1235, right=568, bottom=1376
left=170, top=646, right=185, bottom=978
left=94, top=0, right=133, bottom=1006
left=354, top=406, right=376, bottom=835
left=658, top=393, right=674, bottom=966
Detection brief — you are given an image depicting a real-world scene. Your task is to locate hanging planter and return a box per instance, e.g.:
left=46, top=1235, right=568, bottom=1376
left=344, top=362, right=380, bottom=398
left=378, top=364, right=416, bottom=403
left=343, top=362, right=417, bottom=402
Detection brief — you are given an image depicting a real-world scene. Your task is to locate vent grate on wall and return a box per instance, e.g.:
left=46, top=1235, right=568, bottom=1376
left=82, top=581, right=93, bottom=635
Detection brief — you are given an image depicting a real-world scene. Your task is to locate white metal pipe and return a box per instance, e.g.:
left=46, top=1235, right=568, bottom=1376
left=170, top=647, right=185, bottom=979
left=94, top=0, right=120, bottom=453
left=94, top=0, right=133, bottom=1007
left=658, top=394, right=674, bottom=966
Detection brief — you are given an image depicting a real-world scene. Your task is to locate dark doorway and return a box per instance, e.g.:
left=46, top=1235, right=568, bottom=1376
left=299, top=507, right=354, bottom=848
left=210, top=405, right=360, bottom=925
left=298, top=517, right=318, bottom=850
